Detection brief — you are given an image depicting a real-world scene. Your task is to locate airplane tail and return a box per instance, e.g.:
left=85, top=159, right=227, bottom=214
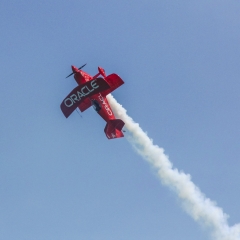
left=104, top=119, right=125, bottom=139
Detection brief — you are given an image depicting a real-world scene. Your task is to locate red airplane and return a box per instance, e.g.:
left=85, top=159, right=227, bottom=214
left=60, top=64, right=125, bottom=139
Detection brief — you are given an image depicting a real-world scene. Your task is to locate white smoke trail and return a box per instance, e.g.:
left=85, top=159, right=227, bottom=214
left=107, top=94, right=240, bottom=240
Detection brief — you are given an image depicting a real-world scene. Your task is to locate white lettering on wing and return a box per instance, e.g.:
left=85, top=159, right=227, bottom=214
left=77, top=91, right=84, bottom=99
left=64, top=98, right=74, bottom=107
left=81, top=86, right=89, bottom=95
left=64, top=80, right=100, bottom=108
left=86, top=86, right=94, bottom=93
left=64, top=93, right=80, bottom=108
left=70, top=94, right=78, bottom=102
left=91, top=80, right=99, bottom=89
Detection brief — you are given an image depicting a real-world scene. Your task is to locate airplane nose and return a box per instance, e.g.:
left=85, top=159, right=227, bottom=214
left=71, top=65, right=78, bottom=72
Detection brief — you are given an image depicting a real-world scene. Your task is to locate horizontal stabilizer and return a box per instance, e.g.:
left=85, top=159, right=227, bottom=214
left=61, top=78, right=110, bottom=118
left=104, top=119, right=125, bottom=139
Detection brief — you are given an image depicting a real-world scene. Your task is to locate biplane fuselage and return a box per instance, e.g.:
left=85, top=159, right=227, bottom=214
left=61, top=65, right=125, bottom=139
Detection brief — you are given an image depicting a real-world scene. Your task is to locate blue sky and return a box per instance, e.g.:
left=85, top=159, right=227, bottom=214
left=1, top=0, right=240, bottom=239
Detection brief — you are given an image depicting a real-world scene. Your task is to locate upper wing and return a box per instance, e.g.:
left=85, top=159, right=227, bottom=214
left=60, top=78, right=110, bottom=118
left=101, top=74, right=124, bottom=96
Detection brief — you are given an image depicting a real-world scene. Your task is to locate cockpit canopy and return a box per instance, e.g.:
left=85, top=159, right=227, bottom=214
left=91, top=100, right=101, bottom=112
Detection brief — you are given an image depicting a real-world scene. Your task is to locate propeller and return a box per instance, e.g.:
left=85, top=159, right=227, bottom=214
left=66, top=63, right=87, bottom=78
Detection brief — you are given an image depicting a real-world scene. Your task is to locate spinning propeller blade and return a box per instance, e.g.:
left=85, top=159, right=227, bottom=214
left=66, top=63, right=87, bottom=78
left=78, top=63, right=87, bottom=70
left=66, top=72, right=74, bottom=78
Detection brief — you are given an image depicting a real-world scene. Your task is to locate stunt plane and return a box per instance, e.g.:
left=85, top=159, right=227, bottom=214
left=60, top=64, right=125, bottom=139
